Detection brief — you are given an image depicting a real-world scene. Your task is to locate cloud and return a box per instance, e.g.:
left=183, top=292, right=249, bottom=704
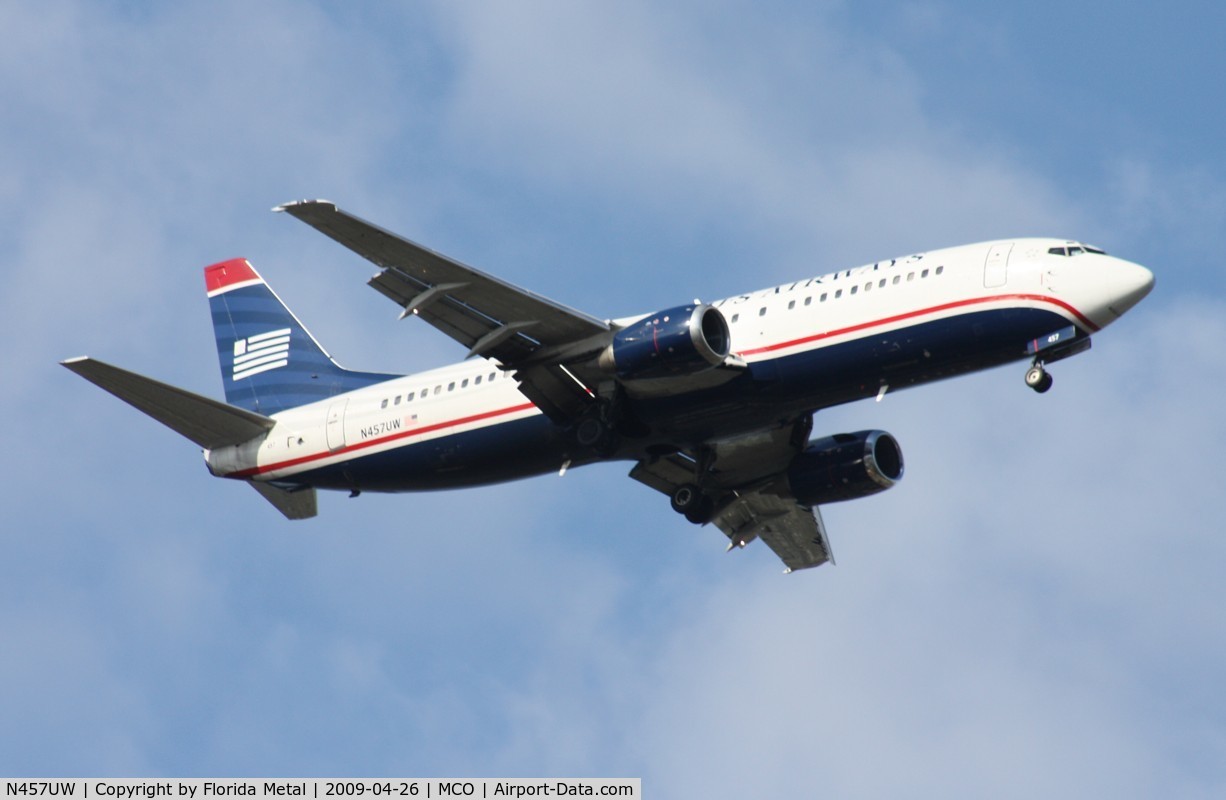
left=423, top=0, right=1089, bottom=304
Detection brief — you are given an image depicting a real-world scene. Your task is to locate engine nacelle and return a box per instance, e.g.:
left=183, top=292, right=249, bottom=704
left=786, top=430, right=904, bottom=506
left=598, top=304, right=731, bottom=380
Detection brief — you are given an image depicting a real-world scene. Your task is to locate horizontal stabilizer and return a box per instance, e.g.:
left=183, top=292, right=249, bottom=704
left=248, top=481, right=317, bottom=520
left=61, top=357, right=274, bottom=449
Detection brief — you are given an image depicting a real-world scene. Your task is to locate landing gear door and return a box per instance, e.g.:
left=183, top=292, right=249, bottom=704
left=326, top=398, right=348, bottom=453
left=984, top=242, right=1012, bottom=288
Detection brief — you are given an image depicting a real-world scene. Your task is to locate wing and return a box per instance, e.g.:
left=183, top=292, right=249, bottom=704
left=714, top=492, right=833, bottom=573
left=629, top=416, right=835, bottom=572
left=275, top=199, right=611, bottom=420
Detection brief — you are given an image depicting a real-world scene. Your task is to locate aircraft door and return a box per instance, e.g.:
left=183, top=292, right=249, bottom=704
left=325, top=398, right=348, bottom=452
left=984, top=243, right=1012, bottom=288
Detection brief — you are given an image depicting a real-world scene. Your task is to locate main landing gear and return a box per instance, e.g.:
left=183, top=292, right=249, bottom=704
left=666, top=444, right=720, bottom=525
left=1025, top=361, right=1054, bottom=394
left=570, top=391, right=625, bottom=457
left=670, top=483, right=717, bottom=525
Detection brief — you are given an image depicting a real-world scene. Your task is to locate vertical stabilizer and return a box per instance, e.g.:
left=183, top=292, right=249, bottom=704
left=206, top=258, right=397, bottom=415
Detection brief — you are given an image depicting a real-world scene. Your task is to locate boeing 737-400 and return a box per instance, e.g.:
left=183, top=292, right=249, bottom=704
left=62, top=200, right=1155, bottom=571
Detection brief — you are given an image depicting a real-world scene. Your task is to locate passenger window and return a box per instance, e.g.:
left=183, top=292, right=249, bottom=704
left=820, top=292, right=828, bottom=302
left=788, top=300, right=795, bottom=310
left=835, top=289, right=843, bottom=299
left=892, top=276, right=900, bottom=285
left=462, top=379, right=469, bottom=388
left=935, top=266, right=944, bottom=275
left=489, top=372, right=496, bottom=382
left=922, top=269, right=929, bottom=278
left=421, top=387, right=428, bottom=398
left=394, top=396, right=401, bottom=406
left=878, top=279, right=886, bottom=288
left=448, top=382, right=455, bottom=391
left=380, top=399, right=388, bottom=409
left=804, top=296, right=812, bottom=306
left=758, top=307, right=767, bottom=316
left=408, top=392, right=415, bottom=401
left=475, top=375, right=482, bottom=385
left=435, top=385, right=442, bottom=394
left=850, top=285, right=858, bottom=295
left=907, top=272, right=915, bottom=281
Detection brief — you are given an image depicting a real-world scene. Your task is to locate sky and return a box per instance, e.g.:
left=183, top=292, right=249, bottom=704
left=2, top=0, right=1224, bottom=795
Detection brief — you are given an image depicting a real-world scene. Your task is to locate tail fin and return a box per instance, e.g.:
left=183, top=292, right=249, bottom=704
left=206, top=258, right=396, bottom=415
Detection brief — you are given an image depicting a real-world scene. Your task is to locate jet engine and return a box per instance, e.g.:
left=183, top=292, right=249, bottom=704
left=786, top=430, right=904, bottom=505
left=598, top=304, right=731, bottom=380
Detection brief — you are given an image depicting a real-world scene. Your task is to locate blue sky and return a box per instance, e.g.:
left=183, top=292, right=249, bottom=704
left=3, top=1, right=1224, bottom=795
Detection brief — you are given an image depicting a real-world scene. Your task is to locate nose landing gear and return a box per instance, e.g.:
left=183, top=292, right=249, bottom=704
left=1025, top=361, right=1054, bottom=393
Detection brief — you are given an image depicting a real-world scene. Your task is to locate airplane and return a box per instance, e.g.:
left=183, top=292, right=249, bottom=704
left=62, top=200, right=1155, bottom=572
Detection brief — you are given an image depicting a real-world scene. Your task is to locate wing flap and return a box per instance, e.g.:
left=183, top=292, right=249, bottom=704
left=714, top=492, right=834, bottom=572
left=514, top=363, right=594, bottom=422
left=368, top=266, right=539, bottom=361
left=629, top=452, right=698, bottom=495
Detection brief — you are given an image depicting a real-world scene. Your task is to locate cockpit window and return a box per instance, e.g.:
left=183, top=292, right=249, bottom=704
left=1049, top=242, right=1108, bottom=257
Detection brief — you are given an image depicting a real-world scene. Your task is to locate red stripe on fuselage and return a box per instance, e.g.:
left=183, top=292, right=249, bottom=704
left=229, top=401, right=539, bottom=479
left=737, top=293, right=1097, bottom=357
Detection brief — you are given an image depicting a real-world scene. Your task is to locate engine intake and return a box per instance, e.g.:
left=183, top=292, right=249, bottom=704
left=787, top=430, right=904, bottom=506
left=598, top=304, right=731, bottom=380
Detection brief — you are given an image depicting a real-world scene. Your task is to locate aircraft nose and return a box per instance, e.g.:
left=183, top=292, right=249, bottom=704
left=1107, top=257, right=1155, bottom=318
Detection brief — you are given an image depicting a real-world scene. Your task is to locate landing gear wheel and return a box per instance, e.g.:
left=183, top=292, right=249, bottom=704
left=684, top=500, right=716, bottom=525
left=670, top=483, right=702, bottom=514
left=671, top=484, right=716, bottom=524
left=1025, top=364, right=1053, bottom=393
